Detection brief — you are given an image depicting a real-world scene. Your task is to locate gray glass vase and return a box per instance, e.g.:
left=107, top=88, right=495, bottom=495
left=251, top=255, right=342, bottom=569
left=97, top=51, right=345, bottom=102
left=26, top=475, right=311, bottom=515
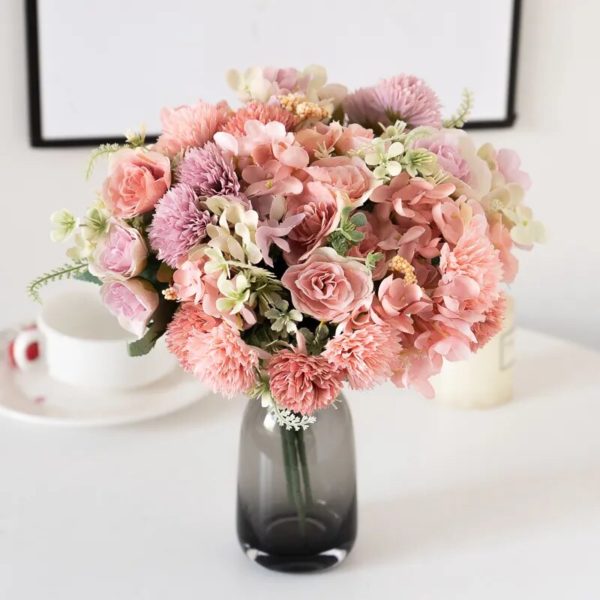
left=236, top=394, right=357, bottom=573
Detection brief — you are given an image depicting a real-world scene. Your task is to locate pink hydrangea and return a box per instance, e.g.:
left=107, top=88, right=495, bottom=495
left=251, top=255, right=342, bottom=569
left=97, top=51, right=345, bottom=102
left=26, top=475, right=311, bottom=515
left=221, top=101, right=299, bottom=136
left=148, top=184, right=211, bottom=268
left=166, top=303, right=219, bottom=371
left=323, top=323, right=403, bottom=390
left=391, top=348, right=443, bottom=399
left=268, top=348, right=343, bottom=415
left=155, top=100, right=230, bottom=157
left=186, top=322, right=259, bottom=397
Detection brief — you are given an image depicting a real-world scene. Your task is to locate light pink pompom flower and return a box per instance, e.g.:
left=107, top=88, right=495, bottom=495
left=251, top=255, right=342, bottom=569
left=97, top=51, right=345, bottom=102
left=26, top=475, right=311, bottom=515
left=89, top=220, right=147, bottom=280
left=100, top=279, right=159, bottom=338
left=268, top=347, right=343, bottom=415
left=178, top=142, right=240, bottom=198
left=471, top=293, right=507, bottom=351
left=282, top=248, right=374, bottom=323
left=148, top=184, right=211, bottom=268
left=345, top=75, right=442, bottom=129
left=324, top=323, right=403, bottom=390
left=436, top=215, right=503, bottom=320
left=186, top=322, right=259, bottom=397
left=155, top=100, right=230, bottom=157
left=166, top=303, right=219, bottom=371
left=103, top=148, right=171, bottom=219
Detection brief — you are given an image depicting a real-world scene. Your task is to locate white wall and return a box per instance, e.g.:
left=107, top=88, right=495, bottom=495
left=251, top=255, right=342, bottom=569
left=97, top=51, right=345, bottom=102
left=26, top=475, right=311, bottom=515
left=1, top=0, right=599, bottom=348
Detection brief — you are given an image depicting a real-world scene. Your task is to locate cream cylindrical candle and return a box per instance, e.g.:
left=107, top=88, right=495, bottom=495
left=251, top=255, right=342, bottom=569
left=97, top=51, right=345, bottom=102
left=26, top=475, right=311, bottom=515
left=430, top=296, right=515, bottom=409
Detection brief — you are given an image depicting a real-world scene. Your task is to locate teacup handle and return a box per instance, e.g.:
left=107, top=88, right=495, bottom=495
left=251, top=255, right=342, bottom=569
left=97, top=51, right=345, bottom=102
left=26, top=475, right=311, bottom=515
left=12, top=328, right=42, bottom=370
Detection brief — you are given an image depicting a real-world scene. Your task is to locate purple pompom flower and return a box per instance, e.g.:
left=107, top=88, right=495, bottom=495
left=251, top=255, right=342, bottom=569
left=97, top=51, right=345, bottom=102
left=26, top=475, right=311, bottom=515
left=148, top=184, right=211, bottom=268
left=178, top=142, right=240, bottom=197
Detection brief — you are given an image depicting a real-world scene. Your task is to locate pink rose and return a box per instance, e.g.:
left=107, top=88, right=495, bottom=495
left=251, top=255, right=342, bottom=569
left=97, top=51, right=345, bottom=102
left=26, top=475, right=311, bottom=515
left=334, top=123, right=374, bottom=154
left=103, top=148, right=171, bottom=219
left=305, top=156, right=374, bottom=206
left=100, top=279, right=159, bottom=338
left=282, top=247, right=374, bottom=322
left=285, top=181, right=341, bottom=264
left=89, top=221, right=147, bottom=280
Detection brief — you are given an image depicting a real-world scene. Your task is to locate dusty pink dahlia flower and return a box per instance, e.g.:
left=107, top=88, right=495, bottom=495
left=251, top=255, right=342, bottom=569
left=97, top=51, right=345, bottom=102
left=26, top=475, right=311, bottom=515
left=268, top=349, right=343, bottom=415
left=166, top=303, right=219, bottom=371
left=155, top=100, right=230, bottom=157
left=186, top=322, right=259, bottom=397
left=471, top=293, right=507, bottom=350
left=178, top=142, right=240, bottom=197
left=148, top=184, right=211, bottom=268
left=345, top=75, right=442, bottom=128
left=324, top=323, right=403, bottom=390
left=222, top=101, right=300, bottom=136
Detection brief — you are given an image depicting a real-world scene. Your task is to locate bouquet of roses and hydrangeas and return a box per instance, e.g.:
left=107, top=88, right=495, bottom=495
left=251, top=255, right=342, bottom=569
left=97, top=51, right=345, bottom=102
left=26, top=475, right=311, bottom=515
left=33, top=65, right=543, bottom=429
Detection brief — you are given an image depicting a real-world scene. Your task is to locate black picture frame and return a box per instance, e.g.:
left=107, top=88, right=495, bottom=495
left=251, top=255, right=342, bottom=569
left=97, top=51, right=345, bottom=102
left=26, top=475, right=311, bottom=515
left=25, top=0, right=522, bottom=148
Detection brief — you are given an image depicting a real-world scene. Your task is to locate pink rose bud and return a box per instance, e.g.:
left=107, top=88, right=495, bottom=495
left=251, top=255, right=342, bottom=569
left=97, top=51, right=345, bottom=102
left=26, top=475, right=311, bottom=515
left=103, top=148, right=171, bottom=218
left=89, top=221, right=148, bottom=280
left=100, top=279, right=159, bottom=338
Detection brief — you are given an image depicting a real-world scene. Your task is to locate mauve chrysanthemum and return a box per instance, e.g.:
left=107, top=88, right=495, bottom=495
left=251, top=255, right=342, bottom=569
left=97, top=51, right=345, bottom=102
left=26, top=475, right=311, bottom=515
left=222, top=101, right=299, bottom=136
left=471, top=293, right=507, bottom=350
left=148, top=184, right=211, bottom=268
left=345, top=75, right=442, bottom=129
left=178, top=142, right=241, bottom=197
left=166, top=302, right=218, bottom=371
left=186, top=322, right=259, bottom=397
left=323, top=323, right=403, bottom=390
left=267, top=349, right=343, bottom=415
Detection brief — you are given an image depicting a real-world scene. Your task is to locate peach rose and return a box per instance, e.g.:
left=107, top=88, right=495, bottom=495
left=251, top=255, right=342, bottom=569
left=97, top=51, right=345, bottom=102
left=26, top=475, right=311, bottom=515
left=282, top=248, right=373, bottom=322
left=305, top=156, right=374, bottom=206
left=285, top=181, right=342, bottom=264
left=103, top=148, right=171, bottom=219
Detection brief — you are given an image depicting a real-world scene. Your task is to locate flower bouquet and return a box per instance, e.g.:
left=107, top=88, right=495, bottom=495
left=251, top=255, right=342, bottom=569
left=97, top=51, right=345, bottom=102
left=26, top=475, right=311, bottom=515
left=31, top=65, right=542, bottom=571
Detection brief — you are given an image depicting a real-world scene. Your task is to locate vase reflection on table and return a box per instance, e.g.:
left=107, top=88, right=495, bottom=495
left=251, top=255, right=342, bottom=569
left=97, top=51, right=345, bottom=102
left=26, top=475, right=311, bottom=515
left=237, top=395, right=357, bottom=573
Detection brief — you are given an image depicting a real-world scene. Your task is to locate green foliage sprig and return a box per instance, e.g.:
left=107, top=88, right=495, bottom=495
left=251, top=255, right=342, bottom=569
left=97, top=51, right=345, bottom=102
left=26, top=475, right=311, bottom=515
left=328, top=207, right=366, bottom=256
left=85, top=144, right=122, bottom=179
left=443, top=89, right=474, bottom=129
left=27, top=262, right=90, bottom=303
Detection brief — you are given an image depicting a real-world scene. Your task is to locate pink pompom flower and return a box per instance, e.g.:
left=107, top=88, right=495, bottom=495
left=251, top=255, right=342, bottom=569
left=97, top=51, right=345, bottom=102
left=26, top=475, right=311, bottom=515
left=155, top=100, right=230, bottom=157
left=221, top=101, right=300, bottom=136
left=148, top=184, right=212, bottom=268
left=186, top=322, right=259, bottom=397
left=268, top=347, right=343, bottom=415
left=166, top=303, right=219, bottom=371
left=471, top=293, right=507, bottom=350
left=323, top=323, right=403, bottom=390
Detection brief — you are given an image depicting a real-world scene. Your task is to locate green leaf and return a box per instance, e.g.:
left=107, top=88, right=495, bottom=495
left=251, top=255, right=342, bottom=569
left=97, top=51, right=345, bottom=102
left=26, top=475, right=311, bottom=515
left=365, top=252, right=384, bottom=271
left=350, top=212, right=367, bottom=227
left=73, top=269, right=102, bottom=286
left=328, top=230, right=352, bottom=256
left=85, top=143, right=122, bottom=179
left=128, top=299, right=177, bottom=357
left=344, top=229, right=365, bottom=243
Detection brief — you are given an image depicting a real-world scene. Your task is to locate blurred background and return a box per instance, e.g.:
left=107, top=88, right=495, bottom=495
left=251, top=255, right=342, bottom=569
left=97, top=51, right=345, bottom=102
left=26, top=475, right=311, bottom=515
left=1, top=0, right=598, bottom=348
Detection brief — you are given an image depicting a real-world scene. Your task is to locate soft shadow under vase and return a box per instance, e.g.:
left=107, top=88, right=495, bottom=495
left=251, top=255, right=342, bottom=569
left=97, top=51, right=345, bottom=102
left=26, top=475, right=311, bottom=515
left=236, top=395, right=357, bottom=573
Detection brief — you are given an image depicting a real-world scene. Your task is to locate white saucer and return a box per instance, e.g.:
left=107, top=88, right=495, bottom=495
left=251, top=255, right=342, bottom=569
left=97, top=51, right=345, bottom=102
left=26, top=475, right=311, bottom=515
left=0, top=329, right=210, bottom=427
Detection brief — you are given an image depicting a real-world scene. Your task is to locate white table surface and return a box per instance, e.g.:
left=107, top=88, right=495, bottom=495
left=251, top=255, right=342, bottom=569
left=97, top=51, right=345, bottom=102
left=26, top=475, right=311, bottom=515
left=1, top=328, right=599, bottom=599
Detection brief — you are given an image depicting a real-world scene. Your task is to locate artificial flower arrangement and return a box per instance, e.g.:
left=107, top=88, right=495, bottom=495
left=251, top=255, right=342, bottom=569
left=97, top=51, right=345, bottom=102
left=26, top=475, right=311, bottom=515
left=30, top=65, right=543, bottom=430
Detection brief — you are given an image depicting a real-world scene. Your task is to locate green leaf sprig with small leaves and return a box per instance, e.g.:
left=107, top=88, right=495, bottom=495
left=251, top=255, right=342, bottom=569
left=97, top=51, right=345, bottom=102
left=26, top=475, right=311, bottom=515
left=327, top=207, right=366, bottom=256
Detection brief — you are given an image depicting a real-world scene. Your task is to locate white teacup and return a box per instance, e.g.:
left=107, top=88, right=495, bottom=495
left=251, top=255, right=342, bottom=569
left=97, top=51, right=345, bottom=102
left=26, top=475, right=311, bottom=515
left=13, top=284, right=176, bottom=390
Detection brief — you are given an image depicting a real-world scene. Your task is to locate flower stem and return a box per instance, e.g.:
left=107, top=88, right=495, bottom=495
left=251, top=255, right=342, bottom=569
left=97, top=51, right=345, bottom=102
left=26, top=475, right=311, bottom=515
left=295, top=429, right=314, bottom=509
left=280, top=427, right=306, bottom=535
